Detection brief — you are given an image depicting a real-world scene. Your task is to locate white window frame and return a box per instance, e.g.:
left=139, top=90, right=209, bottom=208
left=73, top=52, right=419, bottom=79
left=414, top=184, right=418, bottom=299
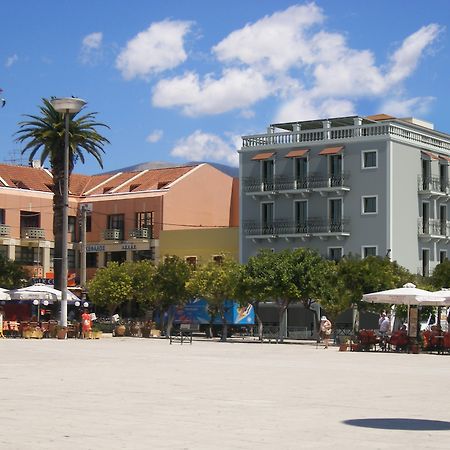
left=361, top=150, right=378, bottom=169
left=361, top=245, right=378, bottom=258
left=328, top=246, right=344, bottom=261
left=362, top=195, right=378, bottom=215
left=185, top=256, right=198, bottom=266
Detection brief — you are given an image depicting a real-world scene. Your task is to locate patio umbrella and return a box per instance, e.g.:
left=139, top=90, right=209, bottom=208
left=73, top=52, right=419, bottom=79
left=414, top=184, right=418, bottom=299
left=0, top=288, right=11, bottom=301
left=362, top=283, right=440, bottom=306
left=9, top=285, right=79, bottom=303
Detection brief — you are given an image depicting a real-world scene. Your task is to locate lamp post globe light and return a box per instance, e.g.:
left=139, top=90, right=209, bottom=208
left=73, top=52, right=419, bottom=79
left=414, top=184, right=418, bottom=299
left=50, top=97, right=86, bottom=328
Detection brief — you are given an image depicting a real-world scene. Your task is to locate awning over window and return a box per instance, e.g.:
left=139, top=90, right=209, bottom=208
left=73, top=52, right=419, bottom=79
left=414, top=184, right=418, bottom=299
left=251, top=152, right=275, bottom=160
left=285, top=149, right=309, bottom=158
left=318, top=146, right=344, bottom=155
left=421, top=151, right=439, bottom=160
left=439, top=155, right=450, bottom=162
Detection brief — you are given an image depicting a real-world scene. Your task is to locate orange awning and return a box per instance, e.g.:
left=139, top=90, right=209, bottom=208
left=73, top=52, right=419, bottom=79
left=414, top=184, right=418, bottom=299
left=285, top=149, right=309, bottom=158
left=421, top=151, right=439, bottom=160
left=318, top=146, right=344, bottom=155
left=439, top=155, right=450, bottom=162
left=251, top=152, right=275, bottom=160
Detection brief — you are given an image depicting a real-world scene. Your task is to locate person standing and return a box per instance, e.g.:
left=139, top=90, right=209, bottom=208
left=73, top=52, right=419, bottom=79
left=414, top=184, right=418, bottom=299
left=81, top=309, right=92, bottom=339
left=320, top=316, right=332, bottom=349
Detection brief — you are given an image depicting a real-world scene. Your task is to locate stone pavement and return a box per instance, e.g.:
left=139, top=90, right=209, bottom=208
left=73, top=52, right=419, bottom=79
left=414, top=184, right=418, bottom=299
left=0, top=338, right=449, bottom=449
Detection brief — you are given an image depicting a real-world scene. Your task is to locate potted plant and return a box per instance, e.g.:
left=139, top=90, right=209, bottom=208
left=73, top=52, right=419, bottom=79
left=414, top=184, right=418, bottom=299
left=56, top=326, right=67, bottom=340
left=339, top=337, right=350, bottom=351
left=91, top=325, right=102, bottom=339
left=114, top=322, right=126, bottom=337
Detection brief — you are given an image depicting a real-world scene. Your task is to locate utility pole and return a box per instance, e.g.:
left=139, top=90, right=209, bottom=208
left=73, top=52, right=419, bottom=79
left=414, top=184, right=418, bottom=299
left=80, top=204, right=89, bottom=294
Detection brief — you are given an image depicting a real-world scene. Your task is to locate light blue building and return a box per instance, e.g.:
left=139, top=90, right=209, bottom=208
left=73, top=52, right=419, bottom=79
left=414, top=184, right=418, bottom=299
left=239, top=114, right=450, bottom=276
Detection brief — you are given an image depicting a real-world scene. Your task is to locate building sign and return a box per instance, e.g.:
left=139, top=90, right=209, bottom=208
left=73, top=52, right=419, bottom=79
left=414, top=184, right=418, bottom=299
left=32, top=272, right=77, bottom=287
left=86, top=245, right=105, bottom=252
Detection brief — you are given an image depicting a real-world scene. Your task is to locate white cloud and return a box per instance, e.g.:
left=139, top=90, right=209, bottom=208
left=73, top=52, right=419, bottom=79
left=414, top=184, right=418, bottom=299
left=80, top=32, right=103, bottom=64
left=275, top=91, right=355, bottom=123
left=146, top=129, right=163, bottom=143
left=386, top=24, right=443, bottom=85
left=170, top=130, right=238, bottom=166
left=379, top=96, right=435, bottom=117
left=116, top=20, right=192, bottom=80
left=5, top=54, right=18, bottom=68
left=152, top=68, right=270, bottom=116
left=213, top=3, right=324, bottom=72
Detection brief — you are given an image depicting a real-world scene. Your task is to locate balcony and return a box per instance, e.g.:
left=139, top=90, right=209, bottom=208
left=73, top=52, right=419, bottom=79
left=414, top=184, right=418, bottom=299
left=129, top=228, right=152, bottom=239
left=417, top=175, right=447, bottom=197
left=242, top=122, right=450, bottom=154
left=21, top=227, right=45, bottom=239
left=103, top=228, right=123, bottom=240
left=0, top=224, right=10, bottom=237
left=243, top=174, right=350, bottom=197
left=243, top=218, right=350, bottom=240
left=418, top=218, right=449, bottom=239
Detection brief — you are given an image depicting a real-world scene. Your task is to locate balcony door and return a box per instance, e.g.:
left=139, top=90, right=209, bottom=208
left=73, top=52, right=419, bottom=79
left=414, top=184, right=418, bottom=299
left=329, top=199, right=342, bottom=232
left=261, top=202, right=274, bottom=234
left=107, top=214, right=124, bottom=240
left=422, top=159, right=431, bottom=190
left=295, top=158, right=308, bottom=188
left=262, top=160, right=274, bottom=191
left=440, top=204, right=447, bottom=236
left=422, top=202, right=430, bottom=234
left=329, top=155, right=342, bottom=187
left=295, top=200, right=307, bottom=233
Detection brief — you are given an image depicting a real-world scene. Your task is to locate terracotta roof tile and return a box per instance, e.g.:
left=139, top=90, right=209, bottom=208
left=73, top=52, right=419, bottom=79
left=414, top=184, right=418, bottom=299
left=0, top=164, right=53, bottom=192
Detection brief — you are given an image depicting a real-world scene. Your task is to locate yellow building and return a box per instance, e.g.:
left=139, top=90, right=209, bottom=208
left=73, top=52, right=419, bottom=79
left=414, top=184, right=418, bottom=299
left=159, top=227, right=239, bottom=265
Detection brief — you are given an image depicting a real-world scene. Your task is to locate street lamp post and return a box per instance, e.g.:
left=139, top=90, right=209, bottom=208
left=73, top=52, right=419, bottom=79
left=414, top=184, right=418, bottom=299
left=50, top=97, right=86, bottom=328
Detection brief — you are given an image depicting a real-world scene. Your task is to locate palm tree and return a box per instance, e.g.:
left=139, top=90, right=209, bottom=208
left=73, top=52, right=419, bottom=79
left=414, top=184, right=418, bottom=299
left=16, top=98, right=110, bottom=290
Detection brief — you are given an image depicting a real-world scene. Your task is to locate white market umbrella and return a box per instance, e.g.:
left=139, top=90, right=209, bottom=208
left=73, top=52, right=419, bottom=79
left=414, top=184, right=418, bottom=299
left=362, top=283, right=440, bottom=306
left=0, top=288, right=11, bottom=301
left=9, top=285, right=79, bottom=303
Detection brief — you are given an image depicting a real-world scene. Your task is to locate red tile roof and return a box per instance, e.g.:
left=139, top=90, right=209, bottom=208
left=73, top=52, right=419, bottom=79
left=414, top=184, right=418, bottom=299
left=0, top=164, right=53, bottom=192
left=0, top=163, right=198, bottom=197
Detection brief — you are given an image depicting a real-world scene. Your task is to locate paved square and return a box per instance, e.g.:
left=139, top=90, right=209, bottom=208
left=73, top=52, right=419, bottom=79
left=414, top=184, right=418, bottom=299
left=0, top=338, right=449, bottom=449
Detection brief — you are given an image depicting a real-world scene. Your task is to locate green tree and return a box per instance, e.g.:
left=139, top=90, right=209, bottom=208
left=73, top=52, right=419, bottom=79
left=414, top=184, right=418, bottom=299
left=87, top=262, right=132, bottom=316
left=124, top=260, right=156, bottom=305
left=16, top=98, right=109, bottom=291
left=152, top=256, right=191, bottom=336
left=238, top=249, right=335, bottom=342
left=187, top=257, right=240, bottom=341
left=0, top=255, right=28, bottom=289
left=334, top=255, right=412, bottom=315
left=430, top=259, right=450, bottom=289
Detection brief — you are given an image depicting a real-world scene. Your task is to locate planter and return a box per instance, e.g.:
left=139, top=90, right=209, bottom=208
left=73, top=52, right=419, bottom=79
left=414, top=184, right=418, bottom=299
left=114, top=324, right=126, bottom=337
left=150, top=329, right=161, bottom=338
left=57, top=328, right=67, bottom=340
left=339, top=343, right=349, bottom=352
left=92, top=331, right=102, bottom=339
left=410, top=344, right=420, bottom=354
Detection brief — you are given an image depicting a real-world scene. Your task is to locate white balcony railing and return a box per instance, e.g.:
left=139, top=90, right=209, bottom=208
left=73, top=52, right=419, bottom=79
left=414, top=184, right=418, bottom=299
left=21, top=227, right=45, bottom=239
left=0, top=224, right=10, bottom=237
left=129, top=228, right=151, bottom=239
left=242, top=123, right=450, bottom=154
left=103, top=228, right=123, bottom=240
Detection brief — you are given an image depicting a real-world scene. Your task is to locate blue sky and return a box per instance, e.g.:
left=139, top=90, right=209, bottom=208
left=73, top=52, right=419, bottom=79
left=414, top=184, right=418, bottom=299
left=1, top=0, right=449, bottom=174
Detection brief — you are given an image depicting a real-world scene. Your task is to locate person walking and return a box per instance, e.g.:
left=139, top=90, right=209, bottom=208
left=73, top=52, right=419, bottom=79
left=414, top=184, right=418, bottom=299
left=378, top=312, right=390, bottom=350
left=320, top=316, right=332, bottom=349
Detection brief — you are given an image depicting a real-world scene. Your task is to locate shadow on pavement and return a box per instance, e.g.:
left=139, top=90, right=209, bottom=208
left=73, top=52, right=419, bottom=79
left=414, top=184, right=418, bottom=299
left=343, top=418, right=450, bottom=431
